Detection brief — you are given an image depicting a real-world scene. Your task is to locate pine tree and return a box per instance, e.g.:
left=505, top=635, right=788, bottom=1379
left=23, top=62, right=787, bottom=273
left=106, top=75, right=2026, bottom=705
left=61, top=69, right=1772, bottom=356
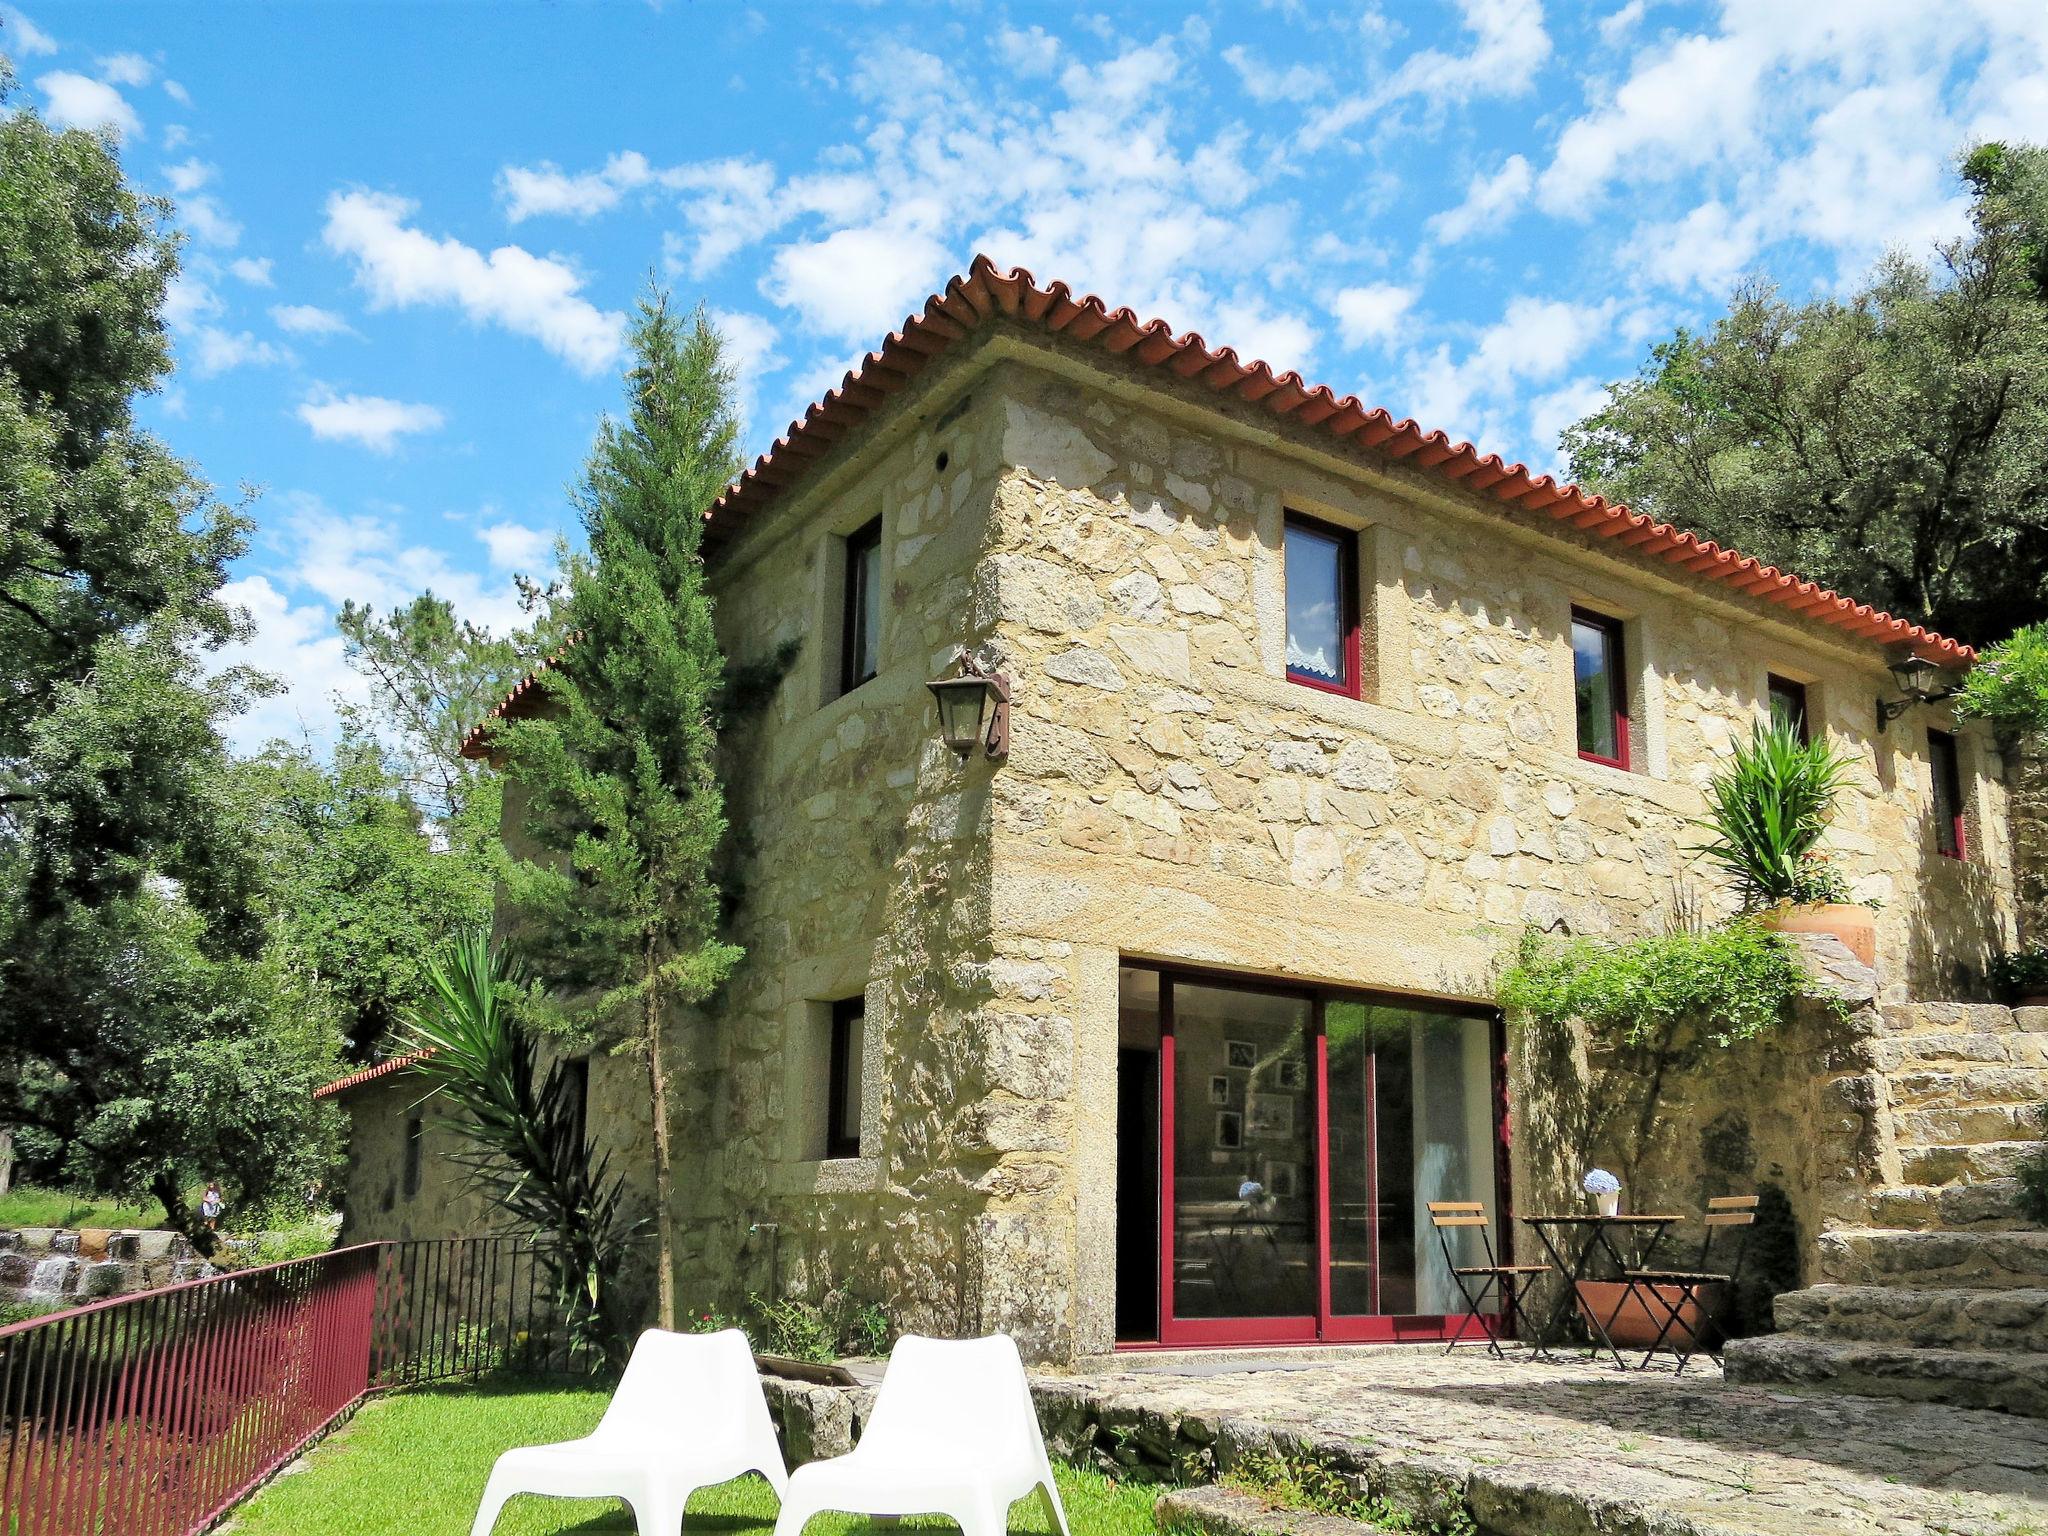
left=493, top=295, right=743, bottom=1327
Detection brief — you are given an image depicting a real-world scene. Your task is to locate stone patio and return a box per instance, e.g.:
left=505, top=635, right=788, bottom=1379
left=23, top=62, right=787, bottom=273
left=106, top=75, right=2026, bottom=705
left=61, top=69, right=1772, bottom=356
left=767, top=1344, right=2048, bottom=1536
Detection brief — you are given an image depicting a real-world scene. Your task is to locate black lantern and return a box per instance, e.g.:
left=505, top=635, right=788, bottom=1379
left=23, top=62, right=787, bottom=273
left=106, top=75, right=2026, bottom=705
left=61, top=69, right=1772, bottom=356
left=1877, top=652, right=1958, bottom=732
left=926, top=653, right=1010, bottom=759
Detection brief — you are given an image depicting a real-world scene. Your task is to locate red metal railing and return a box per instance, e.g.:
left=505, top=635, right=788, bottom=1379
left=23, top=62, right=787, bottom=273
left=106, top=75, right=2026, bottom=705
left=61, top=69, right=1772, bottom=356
left=0, top=1236, right=563, bottom=1536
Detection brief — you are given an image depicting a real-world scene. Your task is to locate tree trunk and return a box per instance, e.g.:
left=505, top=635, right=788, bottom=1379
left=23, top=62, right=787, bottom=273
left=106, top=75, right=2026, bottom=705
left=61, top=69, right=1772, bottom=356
left=0, top=1128, right=12, bottom=1197
left=153, top=1171, right=213, bottom=1258
left=645, top=938, right=677, bottom=1330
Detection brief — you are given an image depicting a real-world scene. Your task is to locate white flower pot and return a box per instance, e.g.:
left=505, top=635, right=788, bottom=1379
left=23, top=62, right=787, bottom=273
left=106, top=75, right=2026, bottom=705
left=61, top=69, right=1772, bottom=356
left=1588, top=1189, right=1620, bottom=1217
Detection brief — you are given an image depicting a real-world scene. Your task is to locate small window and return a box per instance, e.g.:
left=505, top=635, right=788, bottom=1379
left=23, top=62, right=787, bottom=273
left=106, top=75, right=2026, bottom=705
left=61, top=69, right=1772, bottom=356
left=1929, top=729, right=1966, bottom=859
left=1283, top=513, right=1358, bottom=697
left=826, top=996, right=865, bottom=1159
left=1571, top=609, right=1629, bottom=768
left=402, top=1118, right=423, bottom=1201
left=1767, top=675, right=1809, bottom=743
left=840, top=517, right=883, bottom=696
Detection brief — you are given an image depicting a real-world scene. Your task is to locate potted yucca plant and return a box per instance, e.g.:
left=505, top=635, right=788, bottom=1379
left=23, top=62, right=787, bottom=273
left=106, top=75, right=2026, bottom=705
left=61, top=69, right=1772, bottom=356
left=1692, top=719, right=1876, bottom=965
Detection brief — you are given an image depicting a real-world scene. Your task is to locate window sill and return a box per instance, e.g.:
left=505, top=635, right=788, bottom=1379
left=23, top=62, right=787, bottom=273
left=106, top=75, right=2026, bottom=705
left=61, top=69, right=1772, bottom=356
left=776, top=1154, right=882, bottom=1196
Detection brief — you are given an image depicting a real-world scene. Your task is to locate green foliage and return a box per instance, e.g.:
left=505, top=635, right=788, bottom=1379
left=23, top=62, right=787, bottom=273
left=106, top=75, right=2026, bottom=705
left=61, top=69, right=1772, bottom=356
left=493, top=295, right=746, bottom=1325
left=241, top=739, right=496, bottom=1058
left=398, top=930, right=642, bottom=1370
left=1222, top=1451, right=1474, bottom=1535
left=1956, top=622, right=2048, bottom=741
left=700, top=1292, right=893, bottom=1362
left=1989, top=947, right=2048, bottom=997
left=1690, top=719, right=1858, bottom=910
left=1498, top=922, right=1809, bottom=1049
left=1562, top=142, right=2048, bottom=645
left=229, top=1383, right=1161, bottom=1536
left=0, top=85, right=340, bottom=1251
left=0, top=1184, right=163, bottom=1230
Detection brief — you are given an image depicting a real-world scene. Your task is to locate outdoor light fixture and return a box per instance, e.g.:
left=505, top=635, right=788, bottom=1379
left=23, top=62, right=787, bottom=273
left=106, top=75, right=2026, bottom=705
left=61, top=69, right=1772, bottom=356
left=926, top=650, right=1010, bottom=760
left=1876, top=652, right=1959, bottom=732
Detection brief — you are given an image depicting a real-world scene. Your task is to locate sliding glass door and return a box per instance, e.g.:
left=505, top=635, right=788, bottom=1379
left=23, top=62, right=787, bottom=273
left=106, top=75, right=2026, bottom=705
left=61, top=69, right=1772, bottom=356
left=1138, top=967, right=1503, bottom=1346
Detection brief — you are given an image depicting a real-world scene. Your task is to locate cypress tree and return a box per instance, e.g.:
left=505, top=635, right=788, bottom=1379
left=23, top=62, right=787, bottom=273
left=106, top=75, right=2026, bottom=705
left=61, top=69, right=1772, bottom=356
left=494, top=295, right=742, bottom=1327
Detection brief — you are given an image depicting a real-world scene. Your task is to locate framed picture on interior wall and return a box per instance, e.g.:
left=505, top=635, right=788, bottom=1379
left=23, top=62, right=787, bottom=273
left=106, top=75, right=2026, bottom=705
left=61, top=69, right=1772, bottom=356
left=1265, top=1162, right=1300, bottom=1199
left=1246, top=1093, right=1294, bottom=1140
left=1226, top=1040, right=1257, bottom=1070
left=1215, top=1110, right=1243, bottom=1150
left=1275, top=1059, right=1306, bottom=1091
left=1208, top=1075, right=1231, bottom=1106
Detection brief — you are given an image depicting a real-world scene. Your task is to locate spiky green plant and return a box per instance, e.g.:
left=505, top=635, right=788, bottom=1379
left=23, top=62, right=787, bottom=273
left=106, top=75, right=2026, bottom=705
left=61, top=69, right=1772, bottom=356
left=1690, top=719, right=1857, bottom=910
left=399, top=928, right=642, bottom=1370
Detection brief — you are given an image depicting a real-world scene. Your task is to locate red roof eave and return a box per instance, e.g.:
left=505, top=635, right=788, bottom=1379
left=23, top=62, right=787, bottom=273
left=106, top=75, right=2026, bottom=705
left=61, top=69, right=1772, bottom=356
left=458, top=253, right=1971, bottom=754
left=313, top=1050, right=432, bottom=1101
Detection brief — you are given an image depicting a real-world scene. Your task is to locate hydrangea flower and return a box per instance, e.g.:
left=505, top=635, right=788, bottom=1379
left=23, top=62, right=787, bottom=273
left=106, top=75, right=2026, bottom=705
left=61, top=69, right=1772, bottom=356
left=1582, top=1168, right=1621, bottom=1196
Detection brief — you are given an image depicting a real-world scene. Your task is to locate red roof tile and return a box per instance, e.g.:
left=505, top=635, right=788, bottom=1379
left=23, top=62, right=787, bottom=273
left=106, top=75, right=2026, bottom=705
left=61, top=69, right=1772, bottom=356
left=313, top=1050, right=432, bottom=1100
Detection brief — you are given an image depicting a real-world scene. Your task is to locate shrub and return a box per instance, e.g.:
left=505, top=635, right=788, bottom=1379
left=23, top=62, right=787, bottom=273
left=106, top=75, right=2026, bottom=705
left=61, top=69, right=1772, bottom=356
left=1498, top=921, right=1810, bottom=1049
left=1691, top=720, right=1859, bottom=910
left=1989, top=948, right=2048, bottom=999
left=687, top=1293, right=892, bottom=1362
left=2018, top=1139, right=2048, bottom=1226
left=1956, top=623, right=2048, bottom=742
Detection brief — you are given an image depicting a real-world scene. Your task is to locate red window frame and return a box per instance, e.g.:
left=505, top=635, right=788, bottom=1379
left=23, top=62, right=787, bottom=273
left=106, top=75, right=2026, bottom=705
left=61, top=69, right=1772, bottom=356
left=826, top=996, right=865, bottom=1158
left=1570, top=608, right=1630, bottom=770
left=1283, top=512, right=1362, bottom=700
left=1136, top=961, right=1509, bottom=1350
left=1929, top=729, right=1966, bottom=860
left=1767, top=674, right=1809, bottom=743
left=839, top=516, right=883, bottom=698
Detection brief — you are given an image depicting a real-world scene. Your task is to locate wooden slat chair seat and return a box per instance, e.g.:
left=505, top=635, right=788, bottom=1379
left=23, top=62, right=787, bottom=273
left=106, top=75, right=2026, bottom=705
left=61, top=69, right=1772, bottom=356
left=1427, top=1201, right=1550, bottom=1362
left=1622, top=1195, right=1758, bottom=1372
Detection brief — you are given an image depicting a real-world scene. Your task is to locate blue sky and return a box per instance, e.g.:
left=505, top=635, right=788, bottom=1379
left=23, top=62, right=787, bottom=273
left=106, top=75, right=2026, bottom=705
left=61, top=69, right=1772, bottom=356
left=7, top=1, right=2046, bottom=751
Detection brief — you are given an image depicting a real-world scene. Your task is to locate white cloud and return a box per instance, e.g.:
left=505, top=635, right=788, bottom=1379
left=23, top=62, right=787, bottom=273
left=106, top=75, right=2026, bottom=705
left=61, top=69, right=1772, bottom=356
left=2, top=7, right=57, bottom=56
left=162, top=271, right=222, bottom=331
left=163, top=79, right=191, bottom=107
left=191, top=327, right=289, bottom=376
left=708, top=307, right=783, bottom=436
left=499, top=150, right=656, bottom=221
left=1332, top=284, right=1417, bottom=347
left=1526, top=377, right=1611, bottom=466
left=1427, top=154, right=1534, bottom=245
left=229, top=256, right=274, bottom=286
left=270, top=303, right=356, bottom=338
left=97, top=52, right=154, bottom=87
left=996, top=25, right=1060, bottom=78
left=36, top=72, right=140, bottom=139
left=479, top=521, right=549, bottom=571
left=180, top=195, right=241, bottom=247
left=762, top=222, right=949, bottom=341
left=1220, top=44, right=1328, bottom=103
left=1598, top=1, right=1647, bottom=44
left=1306, top=0, right=1552, bottom=148
left=1398, top=295, right=1616, bottom=449
left=164, top=157, right=213, bottom=194
left=322, top=190, right=626, bottom=374
left=296, top=387, right=447, bottom=452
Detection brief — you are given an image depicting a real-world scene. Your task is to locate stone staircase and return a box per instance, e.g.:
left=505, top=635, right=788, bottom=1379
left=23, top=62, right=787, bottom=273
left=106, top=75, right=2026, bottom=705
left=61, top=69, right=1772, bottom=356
left=1726, top=1002, right=2048, bottom=1415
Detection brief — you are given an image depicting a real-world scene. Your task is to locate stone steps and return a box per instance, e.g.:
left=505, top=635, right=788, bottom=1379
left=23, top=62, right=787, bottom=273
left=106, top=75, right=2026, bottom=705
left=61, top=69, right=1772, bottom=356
left=1772, top=1282, right=2048, bottom=1352
left=1893, top=1101, right=2042, bottom=1148
left=1881, top=1002, right=2048, bottom=1038
left=1898, top=1140, right=2037, bottom=1186
left=1865, top=1179, right=2030, bottom=1231
left=1724, top=1333, right=2048, bottom=1416
left=1884, top=1065, right=2048, bottom=1110
left=1872, top=1030, right=2048, bottom=1071
left=1817, top=1227, right=2048, bottom=1288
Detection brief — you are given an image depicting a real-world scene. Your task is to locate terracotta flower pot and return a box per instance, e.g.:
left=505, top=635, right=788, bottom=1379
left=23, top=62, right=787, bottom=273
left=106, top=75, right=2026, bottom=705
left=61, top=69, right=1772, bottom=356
left=1574, top=1280, right=1726, bottom=1350
left=1759, top=901, right=1876, bottom=968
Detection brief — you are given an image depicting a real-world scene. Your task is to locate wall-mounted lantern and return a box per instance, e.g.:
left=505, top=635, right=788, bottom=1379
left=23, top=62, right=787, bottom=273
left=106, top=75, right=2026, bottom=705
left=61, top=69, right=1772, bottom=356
left=1876, top=652, right=1959, bottom=733
left=926, top=651, right=1010, bottom=760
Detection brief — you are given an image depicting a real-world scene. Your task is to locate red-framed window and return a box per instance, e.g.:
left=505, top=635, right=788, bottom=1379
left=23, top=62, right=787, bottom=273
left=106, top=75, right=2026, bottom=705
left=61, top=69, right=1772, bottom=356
left=1767, top=674, right=1809, bottom=743
left=839, top=516, right=883, bottom=698
left=1570, top=608, right=1629, bottom=768
left=826, top=995, right=865, bottom=1158
left=1929, top=729, right=1966, bottom=860
left=1283, top=513, right=1361, bottom=699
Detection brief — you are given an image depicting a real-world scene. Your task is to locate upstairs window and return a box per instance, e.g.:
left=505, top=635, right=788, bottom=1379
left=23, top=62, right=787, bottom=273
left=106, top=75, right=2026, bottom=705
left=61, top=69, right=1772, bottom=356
left=840, top=516, right=883, bottom=697
left=1929, top=729, right=1966, bottom=859
left=826, top=995, right=865, bottom=1159
left=1284, top=513, right=1359, bottom=698
left=1571, top=609, right=1629, bottom=769
left=1767, top=675, right=1809, bottom=743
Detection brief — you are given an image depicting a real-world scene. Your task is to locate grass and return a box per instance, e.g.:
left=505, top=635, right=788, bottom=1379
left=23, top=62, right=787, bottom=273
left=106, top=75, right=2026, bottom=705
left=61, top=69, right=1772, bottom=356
left=0, top=1184, right=164, bottom=1230
left=227, top=1381, right=1167, bottom=1536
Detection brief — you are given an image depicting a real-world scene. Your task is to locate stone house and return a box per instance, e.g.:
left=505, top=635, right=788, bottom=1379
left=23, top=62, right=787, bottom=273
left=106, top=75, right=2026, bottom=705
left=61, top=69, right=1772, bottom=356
left=326, top=255, right=2024, bottom=1368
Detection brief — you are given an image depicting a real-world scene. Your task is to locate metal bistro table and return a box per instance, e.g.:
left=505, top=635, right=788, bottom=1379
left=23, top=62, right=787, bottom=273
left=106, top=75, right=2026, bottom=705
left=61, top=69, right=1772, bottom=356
left=1519, top=1212, right=1682, bottom=1369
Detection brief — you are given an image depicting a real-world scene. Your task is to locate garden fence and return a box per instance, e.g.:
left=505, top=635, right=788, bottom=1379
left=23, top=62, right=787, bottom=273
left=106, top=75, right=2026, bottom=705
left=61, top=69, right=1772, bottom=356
left=0, top=1235, right=569, bottom=1536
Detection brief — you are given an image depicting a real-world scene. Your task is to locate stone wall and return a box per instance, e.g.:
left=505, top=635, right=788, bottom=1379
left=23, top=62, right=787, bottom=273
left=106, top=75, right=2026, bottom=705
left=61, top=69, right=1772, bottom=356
left=2009, top=737, right=2048, bottom=949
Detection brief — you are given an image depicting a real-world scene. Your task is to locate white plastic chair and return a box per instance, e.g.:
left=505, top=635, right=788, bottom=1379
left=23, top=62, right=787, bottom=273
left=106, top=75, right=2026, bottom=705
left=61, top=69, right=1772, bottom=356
left=770, top=1334, right=1070, bottom=1536
left=470, top=1327, right=789, bottom=1536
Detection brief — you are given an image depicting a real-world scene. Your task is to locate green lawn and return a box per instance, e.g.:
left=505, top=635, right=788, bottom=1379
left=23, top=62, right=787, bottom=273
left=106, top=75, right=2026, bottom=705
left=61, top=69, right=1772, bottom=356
left=228, top=1382, right=1167, bottom=1536
left=0, top=1184, right=164, bottom=1230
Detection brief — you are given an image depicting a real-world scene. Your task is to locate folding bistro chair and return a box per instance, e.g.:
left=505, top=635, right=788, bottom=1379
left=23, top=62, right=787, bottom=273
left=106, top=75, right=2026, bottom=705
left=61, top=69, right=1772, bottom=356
left=1428, top=1201, right=1550, bottom=1360
left=1622, top=1194, right=1757, bottom=1372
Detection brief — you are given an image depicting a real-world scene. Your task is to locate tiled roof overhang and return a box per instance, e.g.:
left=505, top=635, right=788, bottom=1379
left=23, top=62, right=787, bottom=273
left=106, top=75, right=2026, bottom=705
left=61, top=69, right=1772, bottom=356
left=313, top=1050, right=431, bottom=1100
left=458, top=252, right=1972, bottom=759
